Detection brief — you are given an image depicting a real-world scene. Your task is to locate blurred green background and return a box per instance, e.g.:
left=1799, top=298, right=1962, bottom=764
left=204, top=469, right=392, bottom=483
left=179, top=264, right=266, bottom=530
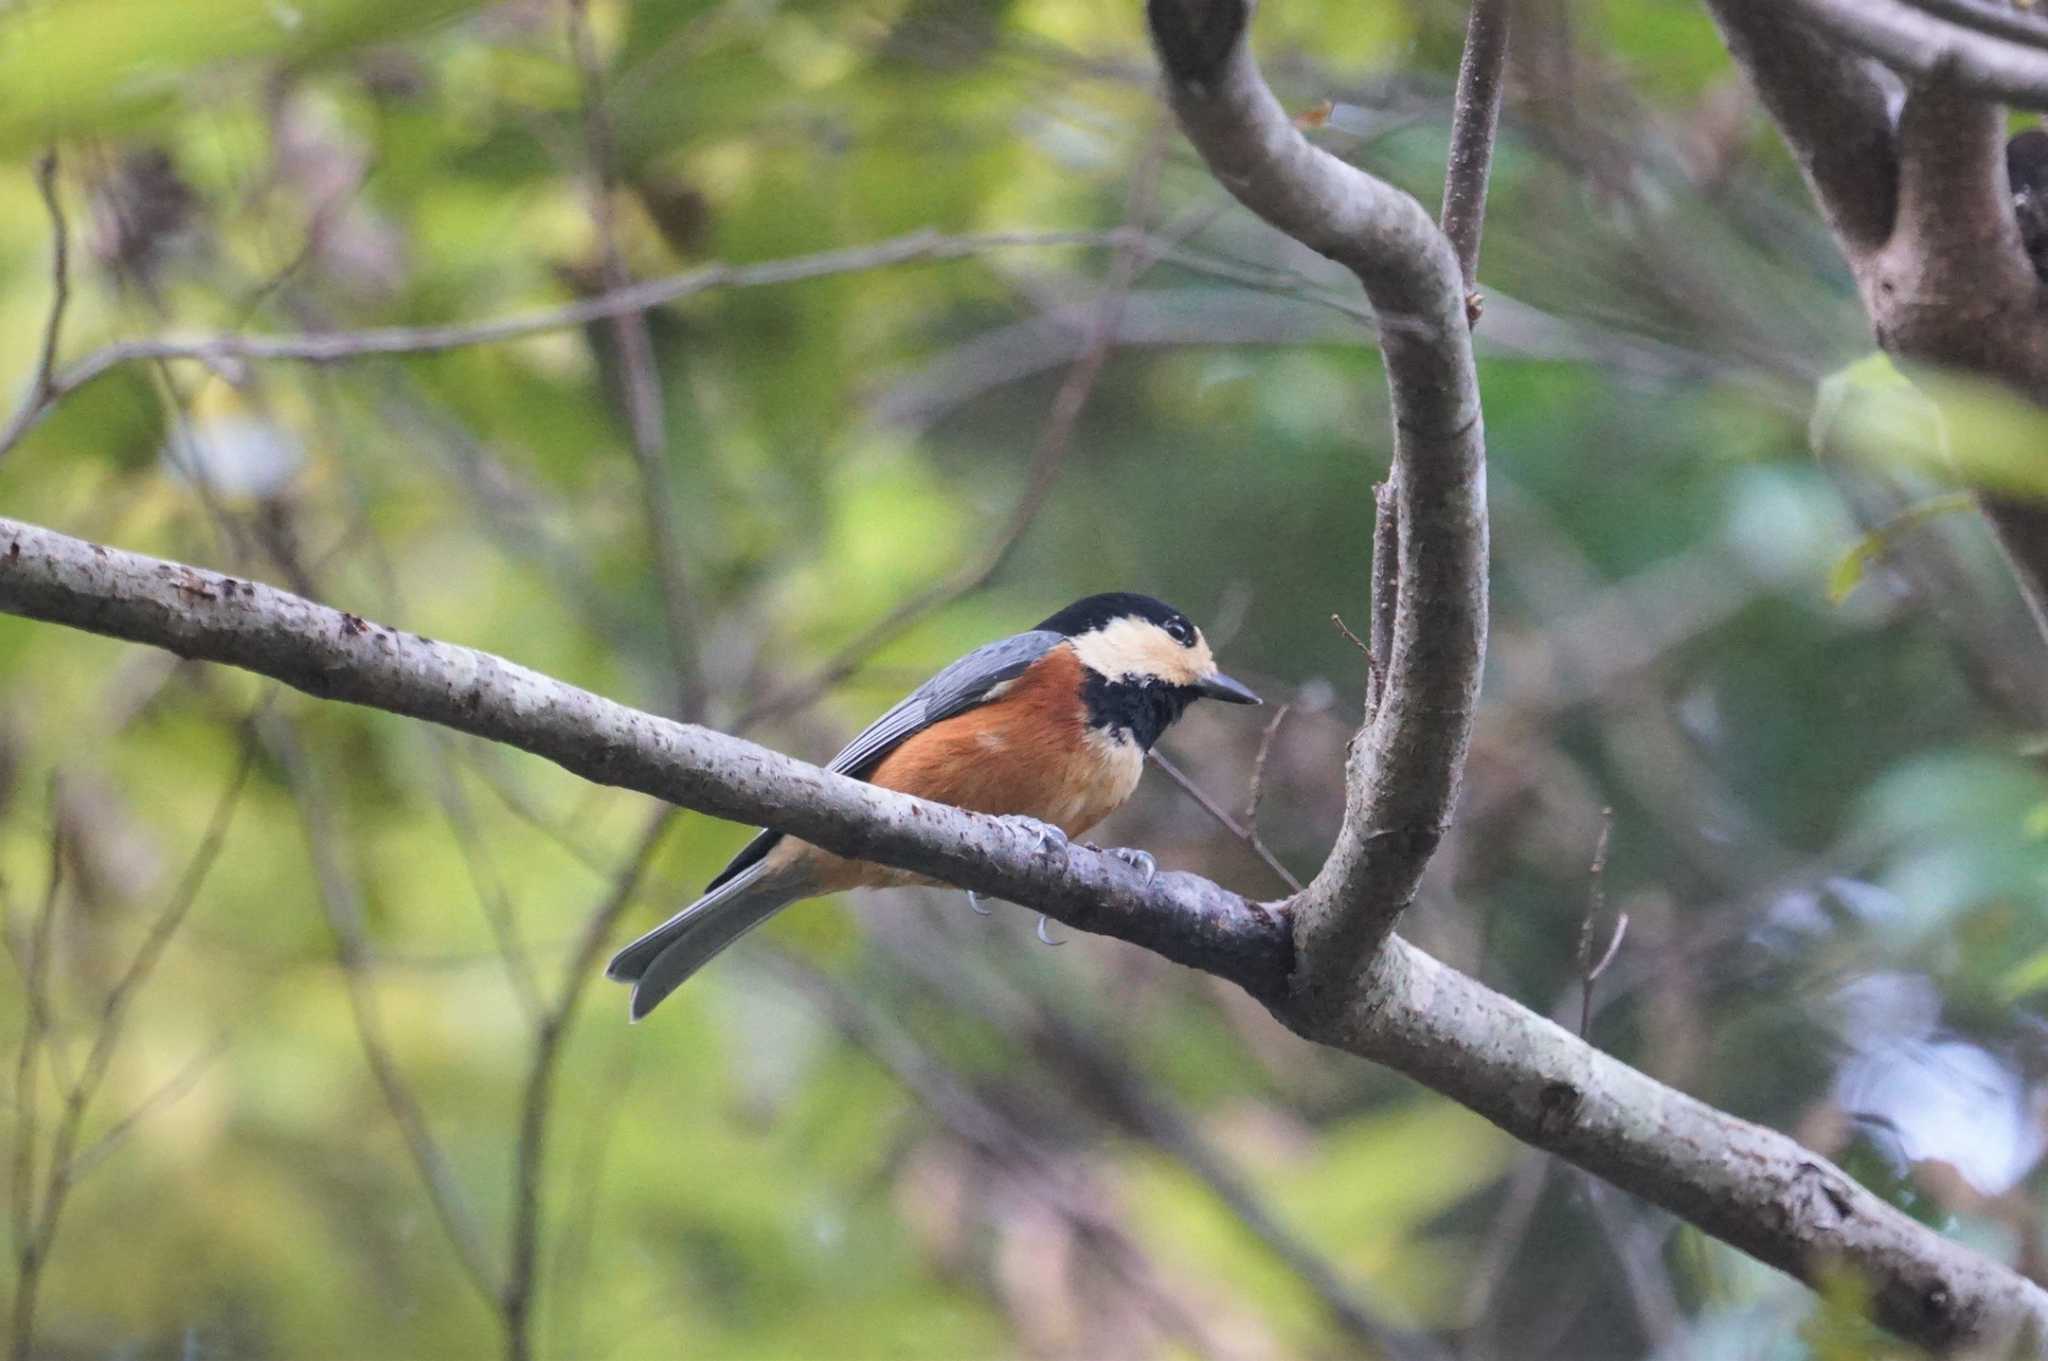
left=4, top=1, right=2047, bottom=1357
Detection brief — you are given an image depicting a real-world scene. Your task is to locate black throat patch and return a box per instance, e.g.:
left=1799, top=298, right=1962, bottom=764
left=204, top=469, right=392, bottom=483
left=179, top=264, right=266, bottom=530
left=1080, top=668, right=1196, bottom=750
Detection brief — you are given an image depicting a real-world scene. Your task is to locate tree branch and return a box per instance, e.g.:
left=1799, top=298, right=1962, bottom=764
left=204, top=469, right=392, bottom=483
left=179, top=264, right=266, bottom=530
left=1145, top=0, right=1488, bottom=1009
left=0, top=227, right=1218, bottom=465
left=565, top=0, right=704, bottom=723
left=0, top=515, right=1284, bottom=999
left=1773, top=0, right=2048, bottom=109
left=2, top=517, right=2042, bottom=1352
left=1701, top=0, right=1899, bottom=252
left=1440, top=0, right=1514, bottom=301
left=1900, top=0, right=2048, bottom=49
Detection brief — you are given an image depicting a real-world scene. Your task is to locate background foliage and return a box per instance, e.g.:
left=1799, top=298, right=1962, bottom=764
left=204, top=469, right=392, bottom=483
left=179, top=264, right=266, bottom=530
left=3, top=0, right=2045, bottom=1357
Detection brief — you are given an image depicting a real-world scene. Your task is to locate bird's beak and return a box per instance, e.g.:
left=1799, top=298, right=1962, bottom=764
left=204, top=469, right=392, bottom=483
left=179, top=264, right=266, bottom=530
left=1196, top=671, right=1261, bottom=705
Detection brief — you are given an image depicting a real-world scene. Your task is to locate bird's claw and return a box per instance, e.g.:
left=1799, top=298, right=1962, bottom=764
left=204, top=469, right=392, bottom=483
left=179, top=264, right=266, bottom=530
left=1035, top=914, right=1065, bottom=946
left=965, top=889, right=992, bottom=916
left=1108, top=846, right=1156, bottom=886
left=1010, top=816, right=1069, bottom=856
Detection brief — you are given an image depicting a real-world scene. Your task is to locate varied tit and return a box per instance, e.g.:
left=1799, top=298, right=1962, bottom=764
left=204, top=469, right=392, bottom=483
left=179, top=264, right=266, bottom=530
left=606, top=592, right=1261, bottom=1019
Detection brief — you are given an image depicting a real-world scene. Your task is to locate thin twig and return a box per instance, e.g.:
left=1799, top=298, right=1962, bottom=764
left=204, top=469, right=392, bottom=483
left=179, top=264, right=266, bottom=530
left=67, top=1030, right=235, bottom=1183
left=769, top=951, right=1227, bottom=1358
left=1366, top=479, right=1399, bottom=717
left=566, top=0, right=704, bottom=722
left=25, top=155, right=71, bottom=410
left=1148, top=747, right=1303, bottom=894
left=504, top=806, right=675, bottom=1361
left=0, top=226, right=1232, bottom=464
left=1439, top=0, right=1513, bottom=314
left=8, top=803, right=64, bottom=1361
left=432, top=756, right=546, bottom=1019
left=891, top=935, right=1441, bottom=1358
left=265, top=714, right=501, bottom=1305
left=1244, top=701, right=1291, bottom=831
left=1576, top=808, right=1615, bottom=1039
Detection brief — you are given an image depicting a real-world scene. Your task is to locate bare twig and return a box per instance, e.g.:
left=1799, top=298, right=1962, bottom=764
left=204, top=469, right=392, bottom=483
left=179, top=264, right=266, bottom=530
left=1575, top=808, right=1614, bottom=1038
left=898, top=938, right=1441, bottom=1358
left=769, top=952, right=1228, bottom=1358
left=38, top=741, right=254, bottom=1191
left=1244, top=701, right=1290, bottom=832
left=1439, top=0, right=1513, bottom=306
left=1147, top=746, right=1304, bottom=894
left=264, top=714, right=500, bottom=1306
left=504, top=806, right=675, bottom=1361
left=0, top=227, right=1219, bottom=464
left=1367, top=479, right=1398, bottom=714
left=565, top=0, right=703, bottom=722
left=1329, top=612, right=1371, bottom=657
left=68, top=1032, right=234, bottom=1183
left=24, top=156, right=71, bottom=413
left=8, top=806, right=64, bottom=1361
left=2, top=517, right=2046, bottom=1353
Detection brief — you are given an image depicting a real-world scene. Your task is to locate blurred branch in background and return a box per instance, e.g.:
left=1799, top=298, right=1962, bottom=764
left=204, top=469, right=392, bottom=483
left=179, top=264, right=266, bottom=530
left=564, top=0, right=703, bottom=723
left=8, top=740, right=253, bottom=1361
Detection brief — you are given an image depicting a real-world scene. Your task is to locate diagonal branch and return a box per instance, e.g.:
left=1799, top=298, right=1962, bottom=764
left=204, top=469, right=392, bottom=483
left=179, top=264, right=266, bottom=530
left=1, top=517, right=2043, bottom=1353
left=1145, top=0, right=1488, bottom=1010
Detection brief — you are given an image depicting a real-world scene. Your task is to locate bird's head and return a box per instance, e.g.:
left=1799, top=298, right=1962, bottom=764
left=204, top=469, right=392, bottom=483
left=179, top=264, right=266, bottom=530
left=1038, top=593, right=1259, bottom=746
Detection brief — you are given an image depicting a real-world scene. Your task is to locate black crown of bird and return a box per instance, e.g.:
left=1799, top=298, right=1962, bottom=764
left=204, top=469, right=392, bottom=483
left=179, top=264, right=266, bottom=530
left=607, top=592, right=1261, bottom=1019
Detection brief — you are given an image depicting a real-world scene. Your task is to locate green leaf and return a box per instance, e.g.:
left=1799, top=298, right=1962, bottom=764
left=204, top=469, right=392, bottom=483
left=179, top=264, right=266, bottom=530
left=1825, top=492, right=1975, bottom=605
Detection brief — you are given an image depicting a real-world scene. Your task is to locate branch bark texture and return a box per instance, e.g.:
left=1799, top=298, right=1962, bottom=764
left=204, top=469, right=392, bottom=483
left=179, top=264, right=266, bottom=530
left=3, top=517, right=2044, bottom=1354
left=1146, top=0, right=1489, bottom=1013
left=1707, top=0, right=2048, bottom=653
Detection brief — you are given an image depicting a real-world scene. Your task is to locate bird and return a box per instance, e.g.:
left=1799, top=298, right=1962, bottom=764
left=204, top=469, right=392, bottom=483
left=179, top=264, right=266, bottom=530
left=606, top=592, right=1261, bottom=1019
left=2012, top=129, right=2048, bottom=284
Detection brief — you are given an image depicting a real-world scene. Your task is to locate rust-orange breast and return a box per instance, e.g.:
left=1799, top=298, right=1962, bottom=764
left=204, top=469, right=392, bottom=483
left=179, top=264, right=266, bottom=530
left=781, top=643, right=1146, bottom=891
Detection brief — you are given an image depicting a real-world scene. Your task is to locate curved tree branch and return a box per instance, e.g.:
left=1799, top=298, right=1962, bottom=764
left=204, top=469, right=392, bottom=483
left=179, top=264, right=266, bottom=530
left=1772, top=0, right=2048, bottom=109
left=2, top=517, right=2043, bottom=1354
left=1145, top=0, right=1488, bottom=1013
left=1706, top=0, right=2048, bottom=652
left=1702, top=0, right=1899, bottom=253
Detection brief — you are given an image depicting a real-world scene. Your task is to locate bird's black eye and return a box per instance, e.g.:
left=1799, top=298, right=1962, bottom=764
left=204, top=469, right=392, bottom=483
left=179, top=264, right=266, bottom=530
left=1164, top=616, right=1195, bottom=647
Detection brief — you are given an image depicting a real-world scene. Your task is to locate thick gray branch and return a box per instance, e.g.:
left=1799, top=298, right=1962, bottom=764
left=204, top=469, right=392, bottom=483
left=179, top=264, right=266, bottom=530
left=0, top=516, right=2042, bottom=1354
left=1146, top=0, right=1488, bottom=1008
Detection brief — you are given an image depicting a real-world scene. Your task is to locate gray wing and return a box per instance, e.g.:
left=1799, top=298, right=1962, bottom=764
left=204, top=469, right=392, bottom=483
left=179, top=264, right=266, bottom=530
left=701, top=629, right=1064, bottom=891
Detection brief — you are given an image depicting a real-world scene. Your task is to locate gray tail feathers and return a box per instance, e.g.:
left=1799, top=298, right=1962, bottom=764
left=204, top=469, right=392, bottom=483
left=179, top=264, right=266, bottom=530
left=605, top=862, right=806, bottom=1020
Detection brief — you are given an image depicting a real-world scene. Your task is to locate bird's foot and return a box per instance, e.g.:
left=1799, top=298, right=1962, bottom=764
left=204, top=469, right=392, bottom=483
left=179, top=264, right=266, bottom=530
left=1083, top=842, right=1158, bottom=886
left=1035, top=914, right=1065, bottom=946
left=1109, top=846, right=1157, bottom=886
left=1008, top=816, right=1069, bottom=856
left=965, top=889, right=992, bottom=916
